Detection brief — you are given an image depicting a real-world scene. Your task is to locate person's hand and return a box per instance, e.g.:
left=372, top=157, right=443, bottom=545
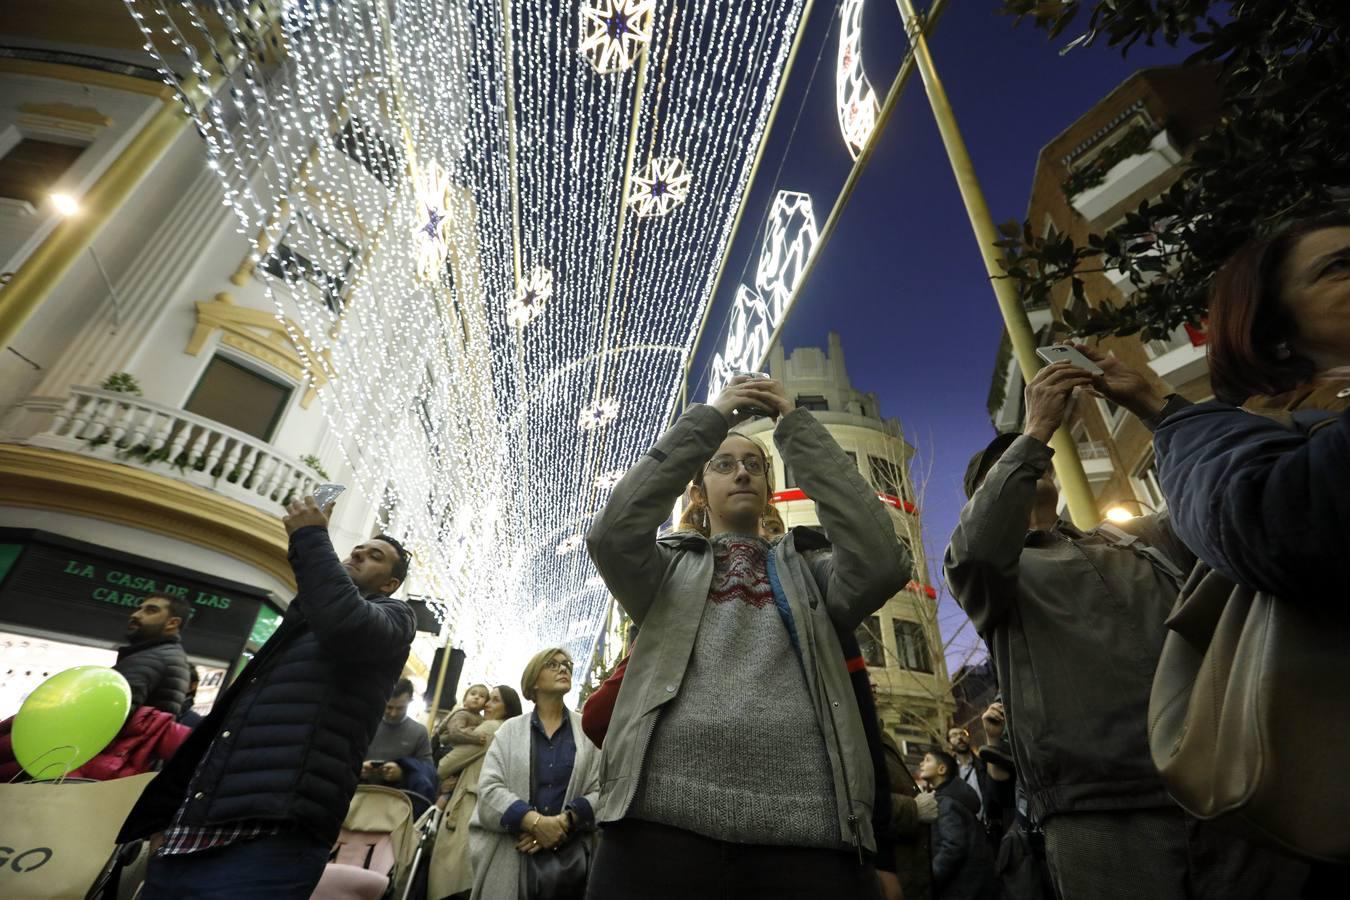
left=283, top=495, right=332, bottom=536
left=516, top=832, right=542, bottom=854
left=877, top=869, right=903, bottom=900
left=1024, top=362, right=1095, bottom=444
left=529, top=813, right=570, bottom=850
left=981, top=701, right=1006, bottom=743
left=479, top=733, right=490, bottom=745
left=915, top=790, right=939, bottom=823
left=148, top=832, right=165, bottom=855
left=380, top=761, right=403, bottom=783
left=360, top=761, right=374, bottom=780
left=710, top=375, right=793, bottom=425
left=1074, top=343, right=1168, bottom=420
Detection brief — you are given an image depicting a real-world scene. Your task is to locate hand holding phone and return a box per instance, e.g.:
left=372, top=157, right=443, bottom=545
left=1035, top=344, right=1103, bottom=375
left=312, top=483, right=346, bottom=510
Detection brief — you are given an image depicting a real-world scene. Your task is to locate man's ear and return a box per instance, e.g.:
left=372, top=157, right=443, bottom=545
left=165, top=616, right=184, bottom=636
left=380, top=576, right=403, bottom=597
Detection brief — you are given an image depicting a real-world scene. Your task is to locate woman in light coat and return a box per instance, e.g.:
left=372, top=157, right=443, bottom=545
left=469, top=648, right=601, bottom=900
left=428, top=685, right=522, bottom=900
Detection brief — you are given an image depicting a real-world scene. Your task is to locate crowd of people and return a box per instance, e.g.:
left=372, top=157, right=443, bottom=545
left=5, top=213, right=1346, bottom=899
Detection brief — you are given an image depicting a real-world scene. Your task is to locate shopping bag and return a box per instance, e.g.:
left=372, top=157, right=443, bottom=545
left=0, top=772, right=155, bottom=899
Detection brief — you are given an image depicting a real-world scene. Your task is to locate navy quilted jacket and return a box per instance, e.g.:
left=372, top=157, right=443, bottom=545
left=117, top=526, right=415, bottom=845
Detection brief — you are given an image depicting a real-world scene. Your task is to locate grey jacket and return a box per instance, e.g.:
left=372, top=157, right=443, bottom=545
left=944, top=434, right=1194, bottom=821
left=586, top=404, right=911, bottom=853
left=113, top=635, right=190, bottom=715
left=469, top=709, right=601, bottom=900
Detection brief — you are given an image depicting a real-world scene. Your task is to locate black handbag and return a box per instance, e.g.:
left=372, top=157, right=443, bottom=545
left=518, top=725, right=592, bottom=900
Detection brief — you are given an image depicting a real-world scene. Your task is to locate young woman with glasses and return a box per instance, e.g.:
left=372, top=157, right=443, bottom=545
left=584, top=375, right=912, bottom=899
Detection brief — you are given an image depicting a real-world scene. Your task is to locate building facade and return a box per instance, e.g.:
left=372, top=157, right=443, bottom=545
left=0, top=22, right=441, bottom=714
left=989, top=66, right=1222, bottom=519
left=741, top=333, right=953, bottom=757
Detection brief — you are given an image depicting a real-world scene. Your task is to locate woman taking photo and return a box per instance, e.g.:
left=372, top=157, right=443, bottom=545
left=429, top=685, right=522, bottom=900
left=469, top=649, right=601, bottom=900
left=1154, top=212, right=1350, bottom=597
left=584, top=375, right=911, bottom=898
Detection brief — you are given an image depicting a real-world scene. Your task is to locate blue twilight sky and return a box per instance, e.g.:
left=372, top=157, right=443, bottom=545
left=686, top=1, right=1191, bottom=667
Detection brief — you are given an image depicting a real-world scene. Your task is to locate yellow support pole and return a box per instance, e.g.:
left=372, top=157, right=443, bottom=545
left=893, top=0, right=1098, bottom=528
left=0, top=99, right=187, bottom=349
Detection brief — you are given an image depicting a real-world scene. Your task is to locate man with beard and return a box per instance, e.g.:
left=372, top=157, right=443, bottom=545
left=114, top=594, right=192, bottom=715
left=118, top=496, right=416, bottom=899
left=362, top=678, right=437, bottom=813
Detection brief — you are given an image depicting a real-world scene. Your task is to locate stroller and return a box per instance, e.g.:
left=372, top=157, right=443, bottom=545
left=311, top=785, right=440, bottom=900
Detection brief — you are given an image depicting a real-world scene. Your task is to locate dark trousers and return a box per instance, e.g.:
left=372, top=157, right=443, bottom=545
left=585, top=818, right=883, bottom=900
left=1043, top=807, right=1308, bottom=900
left=139, top=831, right=331, bottom=900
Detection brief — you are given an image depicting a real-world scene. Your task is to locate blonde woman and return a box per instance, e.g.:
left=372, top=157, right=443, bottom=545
left=428, top=685, right=522, bottom=900
left=469, top=649, right=601, bottom=900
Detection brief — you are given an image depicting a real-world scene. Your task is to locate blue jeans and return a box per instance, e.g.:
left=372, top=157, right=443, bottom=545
left=140, top=831, right=332, bottom=899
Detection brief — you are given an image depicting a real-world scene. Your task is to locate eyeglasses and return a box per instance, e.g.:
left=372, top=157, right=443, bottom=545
left=543, top=658, right=574, bottom=672
left=705, top=455, right=767, bottom=476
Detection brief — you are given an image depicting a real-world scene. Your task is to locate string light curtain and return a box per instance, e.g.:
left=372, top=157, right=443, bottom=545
left=125, top=0, right=806, bottom=682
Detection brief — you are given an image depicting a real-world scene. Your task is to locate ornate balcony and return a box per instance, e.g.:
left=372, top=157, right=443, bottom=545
left=21, top=387, right=320, bottom=514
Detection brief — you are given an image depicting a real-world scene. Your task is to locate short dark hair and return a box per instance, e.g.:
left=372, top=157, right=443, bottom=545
left=929, top=749, right=959, bottom=783
left=373, top=533, right=410, bottom=585
left=188, top=665, right=201, bottom=685
left=145, top=593, right=191, bottom=628
left=392, top=677, right=415, bottom=699
left=1207, top=211, right=1350, bottom=404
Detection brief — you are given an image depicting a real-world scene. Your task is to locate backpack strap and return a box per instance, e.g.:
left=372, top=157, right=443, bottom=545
left=1095, top=522, right=1188, bottom=586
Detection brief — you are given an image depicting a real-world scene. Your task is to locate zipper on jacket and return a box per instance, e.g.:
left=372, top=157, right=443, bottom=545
left=816, top=655, right=861, bottom=862
left=621, top=705, right=662, bottom=816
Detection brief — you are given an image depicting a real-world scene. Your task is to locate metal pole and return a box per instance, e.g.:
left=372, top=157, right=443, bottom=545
left=87, top=245, right=123, bottom=331
left=893, top=0, right=1098, bottom=528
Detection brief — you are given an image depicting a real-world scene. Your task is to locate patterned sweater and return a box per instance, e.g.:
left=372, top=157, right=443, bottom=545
left=630, top=533, right=840, bottom=847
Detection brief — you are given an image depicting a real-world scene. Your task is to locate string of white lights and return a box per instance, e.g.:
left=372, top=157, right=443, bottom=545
left=127, top=0, right=809, bottom=686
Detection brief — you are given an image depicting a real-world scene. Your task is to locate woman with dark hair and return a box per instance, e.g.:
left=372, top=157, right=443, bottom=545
left=469, top=649, right=601, bottom=900
left=1154, top=212, right=1350, bottom=597
left=428, top=685, right=522, bottom=900
left=584, top=375, right=911, bottom=899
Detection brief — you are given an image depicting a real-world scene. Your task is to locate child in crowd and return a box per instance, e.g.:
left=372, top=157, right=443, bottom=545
left=920, top=750, right=996, bottom=900
left=435, top=684, right=489, bottom=803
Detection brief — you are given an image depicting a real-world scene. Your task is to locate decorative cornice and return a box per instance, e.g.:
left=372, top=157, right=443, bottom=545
left=0, top=443, right=295, bottom=590
left=188, top=293, right=331, bottom=408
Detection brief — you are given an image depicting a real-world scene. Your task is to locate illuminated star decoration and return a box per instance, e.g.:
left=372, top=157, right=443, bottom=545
left=556, top=534, right=586, bottom=555
left=577, top=397, right=620, bottom=432
left=593, top=468, right=625, bottom=491
left=507, top=266, right=554, bottom=328
left=413, top=161, right=454, bottom=282
left=629, top=157, right=692, bottom=218
left=580, top=0, right=656, bottom=74
left=836, top=0, right=879, bottom=160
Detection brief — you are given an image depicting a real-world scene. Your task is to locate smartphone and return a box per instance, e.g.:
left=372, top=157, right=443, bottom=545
left=733, top=371, right=773, bottom=419
left=312, top=483, right=346, bottom=509
left=1035, top=344, right=1102, bottom=375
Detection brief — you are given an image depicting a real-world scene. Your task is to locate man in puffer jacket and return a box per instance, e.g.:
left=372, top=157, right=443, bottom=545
left=118, top=496, right=416, bottom=899
left=922, top=750, right=995, bottom=900
left=114, top=594, right=192, bottom=715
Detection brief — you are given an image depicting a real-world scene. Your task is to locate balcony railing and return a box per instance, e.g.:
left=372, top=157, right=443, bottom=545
left=29, top=387, right=320, bottom=511
left=1076, top=440, right=1112, bottom=460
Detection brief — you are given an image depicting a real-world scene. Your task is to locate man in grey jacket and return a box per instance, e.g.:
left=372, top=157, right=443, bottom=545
left=945, top=351, right=1305, bottom=899
left=115, top=593, right=192, bottom=715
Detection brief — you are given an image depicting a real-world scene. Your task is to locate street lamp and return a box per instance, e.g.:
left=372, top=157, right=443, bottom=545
left=1105, top=498, right=1157, bottom=523
left=49, top=192, right=121, bottom=331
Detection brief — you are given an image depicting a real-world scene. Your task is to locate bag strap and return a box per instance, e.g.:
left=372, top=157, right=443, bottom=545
left=1095, top=522, right=1188, bottom=585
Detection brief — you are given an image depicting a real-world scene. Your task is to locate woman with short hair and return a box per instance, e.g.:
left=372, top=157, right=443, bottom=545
left=469, top=649, right=601, bottom=900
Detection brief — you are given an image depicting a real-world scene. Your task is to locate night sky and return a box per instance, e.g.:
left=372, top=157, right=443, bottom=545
left=686, top=1, right=1190, bottom=668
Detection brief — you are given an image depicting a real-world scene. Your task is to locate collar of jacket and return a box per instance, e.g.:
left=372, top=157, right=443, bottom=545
left=656, top=524, right=832, bottom=552
left=117, top=634, right=183, bottom=657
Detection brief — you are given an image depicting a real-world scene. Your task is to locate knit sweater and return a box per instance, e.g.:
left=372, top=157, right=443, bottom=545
left=629, top=533, right=840, bottom=847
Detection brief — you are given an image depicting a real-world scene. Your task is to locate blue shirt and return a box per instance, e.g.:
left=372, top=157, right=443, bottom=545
left=500, top=710, right=594, bottom=833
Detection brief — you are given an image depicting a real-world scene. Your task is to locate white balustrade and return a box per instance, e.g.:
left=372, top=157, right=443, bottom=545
left=30, top=387, right=322, bottom=512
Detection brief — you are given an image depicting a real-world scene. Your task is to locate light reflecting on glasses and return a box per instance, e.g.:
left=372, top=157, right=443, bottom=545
left=705, top=455, right=766, bottom=476
left=543, top=658, right=574, bottom=672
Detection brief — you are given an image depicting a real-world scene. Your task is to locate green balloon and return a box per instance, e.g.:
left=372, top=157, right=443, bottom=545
left=12, top=666, right=131, bottom=779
